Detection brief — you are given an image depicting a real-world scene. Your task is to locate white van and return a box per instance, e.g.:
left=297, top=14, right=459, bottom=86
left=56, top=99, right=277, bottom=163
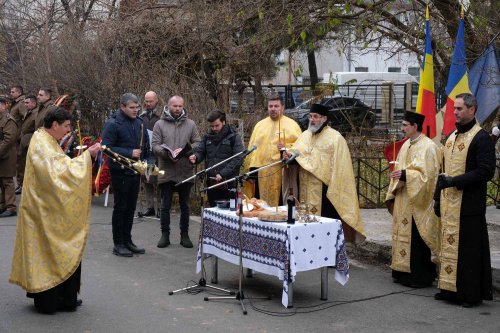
left=322, top=72, right=418, bottom=85
left=322, top=72, right=419, bottom=120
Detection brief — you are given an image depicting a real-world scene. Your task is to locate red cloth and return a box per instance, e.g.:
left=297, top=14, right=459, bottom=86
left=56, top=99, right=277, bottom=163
left=383, top=138, right=408, bottom=172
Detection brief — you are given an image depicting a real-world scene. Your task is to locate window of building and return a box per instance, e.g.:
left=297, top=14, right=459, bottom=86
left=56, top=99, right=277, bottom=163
left=355, top=67, right=368, bottom=72
left=408, top=67, right=420, bottom=80
left=388, top=67, right=401, bottom=73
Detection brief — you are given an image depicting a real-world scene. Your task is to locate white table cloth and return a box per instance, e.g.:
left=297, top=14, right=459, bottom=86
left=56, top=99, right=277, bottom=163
left=196, top=208, right=350, bottom=307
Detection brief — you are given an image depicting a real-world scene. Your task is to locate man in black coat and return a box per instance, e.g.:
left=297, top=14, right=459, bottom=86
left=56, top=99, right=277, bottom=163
left=189, top=110, right=244, bottom=206
left=139, top=91, right=162, bottom=217
left=102, top=93, right=149, bottom=257
left=434, top=93, right=496, bottom=308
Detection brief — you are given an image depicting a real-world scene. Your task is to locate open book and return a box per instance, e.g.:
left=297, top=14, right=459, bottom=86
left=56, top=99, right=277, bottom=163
left=160, top=142, right=192, bottom=161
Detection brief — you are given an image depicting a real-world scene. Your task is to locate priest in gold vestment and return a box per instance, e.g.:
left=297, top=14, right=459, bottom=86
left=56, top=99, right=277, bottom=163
left=285, top=104, right=365, bottom=242
left=433, top=93, right=495, bottom=308
left=243, top=95, right=302, bottom=205
left=385, top=111, right=440, bottom=288
left=9, top=108, right=100, bottom=314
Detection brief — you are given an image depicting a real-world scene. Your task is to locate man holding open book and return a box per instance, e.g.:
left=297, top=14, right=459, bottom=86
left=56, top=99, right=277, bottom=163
left=152, top=95, right=200, bottom=248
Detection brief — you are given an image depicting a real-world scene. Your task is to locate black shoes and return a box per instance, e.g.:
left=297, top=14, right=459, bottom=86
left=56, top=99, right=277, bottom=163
left=0, top=210, right=16, bottom=218
left=156, top=233, right=193, bottom=248
left=113, top=244, right=133, bottom=257
left=157, top=233, right=170, bottom=248
left=125, top=242, right=145, bottom=254
left=15, top=186, right=22, bottom=195
left=434, top=292, right=450, bottom=301
left=143, top=208, right=155, bottom=217
left=180, top=232, right=193, bottom=248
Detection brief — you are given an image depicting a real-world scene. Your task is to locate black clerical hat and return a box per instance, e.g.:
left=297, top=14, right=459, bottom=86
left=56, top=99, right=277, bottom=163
left=310, top=104, right=329, bottom=116
left=404, top=111, right=425, bottom=127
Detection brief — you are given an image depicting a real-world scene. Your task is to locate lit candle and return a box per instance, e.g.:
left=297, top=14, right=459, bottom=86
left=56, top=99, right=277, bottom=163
left=392, top=136, right=396, bottom=162
left=77, top=120, right=83, bottom=156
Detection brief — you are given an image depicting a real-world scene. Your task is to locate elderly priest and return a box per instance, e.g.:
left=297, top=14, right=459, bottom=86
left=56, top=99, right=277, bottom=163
left=284, top=103, right=365, bottom=242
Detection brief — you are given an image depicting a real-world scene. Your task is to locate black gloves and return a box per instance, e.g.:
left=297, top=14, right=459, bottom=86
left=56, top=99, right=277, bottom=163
left=433, top=174, right=454, bottom=218
left=436, top=174, right=454, bottom=190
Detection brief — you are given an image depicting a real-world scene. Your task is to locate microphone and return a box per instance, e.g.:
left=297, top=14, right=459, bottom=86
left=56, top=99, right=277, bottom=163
left=283, top=151, right=300, bottom=166
left=241, top=145, right=257, bottom=158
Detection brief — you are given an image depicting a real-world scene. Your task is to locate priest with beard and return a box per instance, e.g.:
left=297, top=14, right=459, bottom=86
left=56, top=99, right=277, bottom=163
left=9, top=108, right=100, bottom=314
left=284, top=104, right=365, bottom=242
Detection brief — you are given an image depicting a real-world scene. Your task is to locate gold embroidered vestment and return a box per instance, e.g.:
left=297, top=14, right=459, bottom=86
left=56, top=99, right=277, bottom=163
left=385, top=135, right=441, bottom=273
left=438, top=123, right=482, bottom=292
left=292, top=126, right=365, bottom=237
left=9, top=128, right=92, bottom=293
left=243, top=115, right=302, bottom=205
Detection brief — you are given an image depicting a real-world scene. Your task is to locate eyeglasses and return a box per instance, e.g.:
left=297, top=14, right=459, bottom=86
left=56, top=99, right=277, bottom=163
left=308, top=114, right=325, bottom=120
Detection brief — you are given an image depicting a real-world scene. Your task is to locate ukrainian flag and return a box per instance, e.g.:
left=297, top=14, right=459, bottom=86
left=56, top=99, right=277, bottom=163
left=443, top=9, right=471, bottom=136
left=415, top=7, right=436, bottom=138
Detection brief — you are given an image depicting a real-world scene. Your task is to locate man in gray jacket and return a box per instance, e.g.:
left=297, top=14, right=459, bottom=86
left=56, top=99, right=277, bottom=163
left=152, top=95, right=200, bottom=248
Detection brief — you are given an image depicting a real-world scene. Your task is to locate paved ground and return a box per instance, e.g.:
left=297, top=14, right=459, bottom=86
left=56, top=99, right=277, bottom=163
left=0, top=196, right=499, bottom=332
left=356, top=206, right=500, bottom=291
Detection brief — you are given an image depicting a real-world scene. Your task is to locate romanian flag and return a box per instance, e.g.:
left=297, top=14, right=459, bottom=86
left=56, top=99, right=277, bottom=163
left=442, top=8, right=471, bottom=136
left=415, top=7, right=436, bottom=138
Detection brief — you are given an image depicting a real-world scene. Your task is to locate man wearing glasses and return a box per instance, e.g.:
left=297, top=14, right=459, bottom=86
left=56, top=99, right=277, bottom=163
left=385, top=111, right=441, bottom=288
left=284, top=104, right=365, bottom=242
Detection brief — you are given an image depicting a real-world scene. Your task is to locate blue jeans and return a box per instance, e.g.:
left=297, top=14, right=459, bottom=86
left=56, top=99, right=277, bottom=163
left=160, top=181, right=192, bottom=233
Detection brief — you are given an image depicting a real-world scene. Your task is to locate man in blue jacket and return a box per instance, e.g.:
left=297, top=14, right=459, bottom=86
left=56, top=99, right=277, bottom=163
left=102, top=93, right=149, bottom=257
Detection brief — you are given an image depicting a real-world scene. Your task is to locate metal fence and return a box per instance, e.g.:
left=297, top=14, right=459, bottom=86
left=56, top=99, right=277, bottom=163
left=353, top=156, right=500, bottom=208
left=230, top=82, right=422, bottom=129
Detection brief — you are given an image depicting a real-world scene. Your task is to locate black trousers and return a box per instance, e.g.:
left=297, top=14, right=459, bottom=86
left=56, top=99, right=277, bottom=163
left=32, top=263, right=81, bottom=314
left=111, top=173, right=140, bottom=245
left=160, top=181, right=192, bottom=234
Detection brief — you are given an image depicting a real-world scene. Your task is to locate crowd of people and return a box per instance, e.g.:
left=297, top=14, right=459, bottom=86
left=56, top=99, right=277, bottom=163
left=0, top=86, right=496, bottom=314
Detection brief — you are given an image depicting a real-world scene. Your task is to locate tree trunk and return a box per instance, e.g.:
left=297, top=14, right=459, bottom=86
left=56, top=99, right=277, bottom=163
left=307, top=48, right=319, bottom=90
left=254, top=73, right=264, bottom=113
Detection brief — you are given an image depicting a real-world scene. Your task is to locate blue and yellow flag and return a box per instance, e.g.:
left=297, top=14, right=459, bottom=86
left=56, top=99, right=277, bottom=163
left=443, top=7, right=471, bottom=136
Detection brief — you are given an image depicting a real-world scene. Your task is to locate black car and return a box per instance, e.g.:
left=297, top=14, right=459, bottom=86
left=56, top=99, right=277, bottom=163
left=285, top=96, right=375, bottom=132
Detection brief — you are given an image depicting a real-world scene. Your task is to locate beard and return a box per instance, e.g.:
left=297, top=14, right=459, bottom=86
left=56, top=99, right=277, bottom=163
left=308, top=120, right=324, bottom=133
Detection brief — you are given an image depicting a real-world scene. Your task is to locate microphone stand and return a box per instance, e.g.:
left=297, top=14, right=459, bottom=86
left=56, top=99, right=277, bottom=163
left=201, top=160, right=282, bottom=314
left=175, top=148, right=253, bottom=187
left=168, top=151, right=249, bottom=296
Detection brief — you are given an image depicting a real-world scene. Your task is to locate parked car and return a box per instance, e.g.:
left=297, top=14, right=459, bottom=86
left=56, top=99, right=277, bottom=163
left=285, top=95, right=376, bottom=132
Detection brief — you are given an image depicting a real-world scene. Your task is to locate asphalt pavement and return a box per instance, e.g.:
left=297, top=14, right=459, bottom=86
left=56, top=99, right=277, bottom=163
left=0, top=196, right=499, bottom=333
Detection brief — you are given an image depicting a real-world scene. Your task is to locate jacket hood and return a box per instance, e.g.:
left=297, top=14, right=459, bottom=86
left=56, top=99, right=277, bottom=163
left=162, top=106, right=187, bottom=123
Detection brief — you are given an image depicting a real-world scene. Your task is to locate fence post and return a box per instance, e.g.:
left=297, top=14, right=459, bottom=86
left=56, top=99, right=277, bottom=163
left=404, top=81, right=413, bottom=112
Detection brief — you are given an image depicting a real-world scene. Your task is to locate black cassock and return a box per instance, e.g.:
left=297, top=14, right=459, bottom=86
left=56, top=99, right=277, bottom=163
left=440, top=121, right=495, bottom=304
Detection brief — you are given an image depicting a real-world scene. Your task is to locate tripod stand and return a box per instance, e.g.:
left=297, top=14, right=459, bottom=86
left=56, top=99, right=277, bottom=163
left=168, top=187, right=234, bottom=296
left=168, top=149, right=252, bottom=296
left=202, top=161, right=282, bottom=314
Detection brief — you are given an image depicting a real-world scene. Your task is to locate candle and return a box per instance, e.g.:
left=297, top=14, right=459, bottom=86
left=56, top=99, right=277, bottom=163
left=392, top=136, right=396, bottom=162
left=140, top=124, right=144, bottom=148
left=76, top=120, right=83, bottom=156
